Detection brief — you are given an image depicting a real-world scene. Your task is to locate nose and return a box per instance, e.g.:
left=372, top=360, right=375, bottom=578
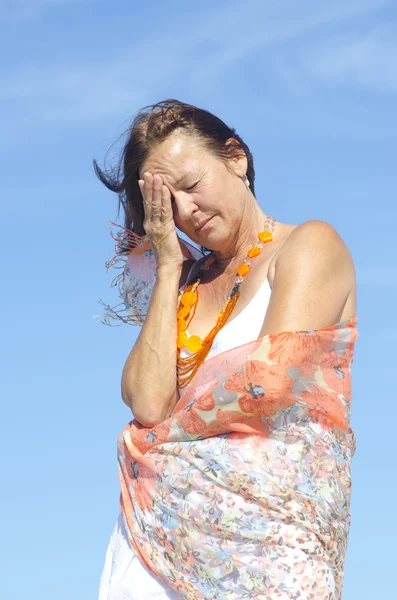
left=172, top=191, right=198, bottom=221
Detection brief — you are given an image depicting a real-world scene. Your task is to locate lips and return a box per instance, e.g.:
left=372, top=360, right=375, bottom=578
left=195, top=216, right=213, bottom=231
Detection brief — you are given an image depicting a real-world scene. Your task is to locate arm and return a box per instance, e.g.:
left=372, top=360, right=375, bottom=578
left=121, top=264, right=183, bottom=428
left=120, top=171, right=194, bottom=428
left=259, top=220, right=356, bottom=336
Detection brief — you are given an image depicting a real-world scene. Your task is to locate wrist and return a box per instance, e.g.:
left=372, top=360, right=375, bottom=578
left=156, top=263, right=183, bottom=279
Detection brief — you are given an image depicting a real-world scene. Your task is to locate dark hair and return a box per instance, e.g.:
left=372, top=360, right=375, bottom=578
left=93, top=99, right=256, bottom=253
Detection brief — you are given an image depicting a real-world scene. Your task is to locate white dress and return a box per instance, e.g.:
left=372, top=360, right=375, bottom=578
left=98, top=275, right=272, bottom=600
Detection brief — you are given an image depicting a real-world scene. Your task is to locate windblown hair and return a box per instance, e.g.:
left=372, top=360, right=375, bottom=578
left=93, top=99, right=256, bottom=253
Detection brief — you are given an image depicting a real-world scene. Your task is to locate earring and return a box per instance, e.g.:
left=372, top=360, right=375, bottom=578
left=243, top=174, right=250, bottom=188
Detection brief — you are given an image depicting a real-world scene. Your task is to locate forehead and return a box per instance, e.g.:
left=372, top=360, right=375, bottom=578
left=139, top=133, right=213, bottom=182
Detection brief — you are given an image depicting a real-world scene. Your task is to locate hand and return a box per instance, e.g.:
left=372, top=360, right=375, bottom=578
left=138, top=172, right=184, bottom=271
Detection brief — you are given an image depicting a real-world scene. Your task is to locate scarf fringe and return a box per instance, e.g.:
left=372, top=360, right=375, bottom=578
left=94, top=221, right=204, bottom=327
left=93, top=221, right=151, bottom=327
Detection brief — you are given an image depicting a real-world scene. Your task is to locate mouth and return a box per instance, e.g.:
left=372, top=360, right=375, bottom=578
left=195, top=216, right=214, bottom=232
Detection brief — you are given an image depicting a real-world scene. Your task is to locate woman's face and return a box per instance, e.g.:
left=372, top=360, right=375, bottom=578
left=139, top=132, right=248, bottom=251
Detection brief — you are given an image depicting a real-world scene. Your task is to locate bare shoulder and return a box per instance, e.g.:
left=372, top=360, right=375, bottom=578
left=261, top=219, right=356, bottom=335
left=275, top=219, right=355, bottom=275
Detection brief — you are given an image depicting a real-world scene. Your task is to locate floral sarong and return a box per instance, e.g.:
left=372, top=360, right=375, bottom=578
left=117, top=316, right=358, bottom=600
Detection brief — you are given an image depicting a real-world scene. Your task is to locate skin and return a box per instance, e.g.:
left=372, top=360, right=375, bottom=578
left=138, top=130, right=357, bottom=340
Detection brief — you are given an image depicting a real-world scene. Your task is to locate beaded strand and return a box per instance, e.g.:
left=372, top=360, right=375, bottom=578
left=176, top=215, right=276, bottom=388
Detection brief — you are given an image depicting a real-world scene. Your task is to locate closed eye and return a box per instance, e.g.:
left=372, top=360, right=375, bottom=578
left=170, top=181, right=199, bottom=204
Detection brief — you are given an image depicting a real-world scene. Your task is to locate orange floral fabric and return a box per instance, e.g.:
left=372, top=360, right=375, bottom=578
left=117, top=316, right=359, bottom=599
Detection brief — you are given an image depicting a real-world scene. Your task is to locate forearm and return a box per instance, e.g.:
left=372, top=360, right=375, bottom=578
left=121, top=265, right=181, bottom=427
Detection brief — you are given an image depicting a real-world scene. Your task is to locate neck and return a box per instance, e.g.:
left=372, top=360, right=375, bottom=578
left=212, top=202, right=269, bottom=273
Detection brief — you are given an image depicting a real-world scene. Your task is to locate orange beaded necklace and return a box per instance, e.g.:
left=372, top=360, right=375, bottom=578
left=176, top=214, right=276, bottom=388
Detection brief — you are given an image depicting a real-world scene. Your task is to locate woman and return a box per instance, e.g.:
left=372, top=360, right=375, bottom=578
left=95, top=99, right=358, bottom=600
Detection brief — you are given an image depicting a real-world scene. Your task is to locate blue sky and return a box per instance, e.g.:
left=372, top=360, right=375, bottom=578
left=1, top=0, right=396, bottom=598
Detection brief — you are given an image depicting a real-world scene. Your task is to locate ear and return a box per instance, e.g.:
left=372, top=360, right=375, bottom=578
left=224, top=138, right=248, bottom=178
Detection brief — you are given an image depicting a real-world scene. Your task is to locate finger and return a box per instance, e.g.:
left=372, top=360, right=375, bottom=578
left=138, top=179, right=144, bottom=203
left=152, top=174, right=162, bottom=220
left=161, top=184, right=173, bottom=222
left=142, top=172, right=153, bottom=219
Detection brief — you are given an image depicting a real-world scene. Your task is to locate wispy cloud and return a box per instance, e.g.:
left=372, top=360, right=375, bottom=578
left=302, top=28, right=397, bottom=92
left=0, top=0, right=394, bottom=136
left=188, top=0, right=391, bottom=85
